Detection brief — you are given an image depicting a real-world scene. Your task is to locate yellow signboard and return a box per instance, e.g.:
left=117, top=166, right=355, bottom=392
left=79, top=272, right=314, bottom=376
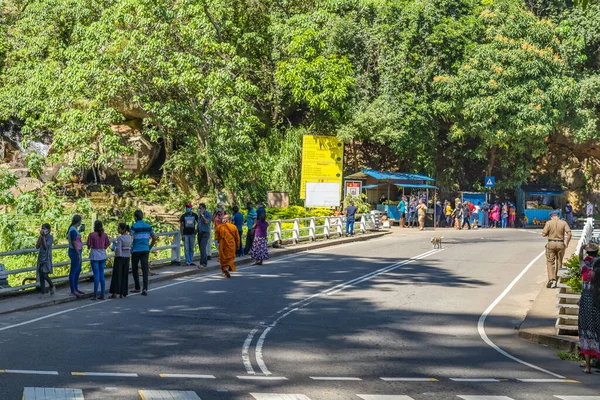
left=300, top=135, right=344, bottom=199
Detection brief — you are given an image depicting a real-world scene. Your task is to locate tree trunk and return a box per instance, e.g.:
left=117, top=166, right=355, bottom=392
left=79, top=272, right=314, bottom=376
left=487, top=147, right=496, bottom=177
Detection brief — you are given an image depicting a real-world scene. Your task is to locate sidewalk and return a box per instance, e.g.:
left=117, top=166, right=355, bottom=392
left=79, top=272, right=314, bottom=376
left=0, top=231, right=390, bottom=316
left=518, top=239, right=579, bottom=352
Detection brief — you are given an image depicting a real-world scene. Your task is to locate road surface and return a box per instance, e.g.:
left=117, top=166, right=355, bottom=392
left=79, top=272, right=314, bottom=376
left=1, top=228, right=598, bottom=399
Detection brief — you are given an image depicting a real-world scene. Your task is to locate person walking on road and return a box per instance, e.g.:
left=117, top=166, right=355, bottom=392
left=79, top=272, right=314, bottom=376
left=67, top=215, right=84, bottom=298
left=251, top=213, right=269, bottom=265
left=417, top=199, right=427, bottom=231
left=565, top=201, right=574, bottom=228
left=542, top=210, right=572, bottom=288
left=399, top=196, right=407, bottom=228
left=435, top=201, right=444, bottom=228
left=445, top=200, right=452, bottom=228
left=87, top=220, right=111, bottom=300
left=130, top=210, right=157, bottom=296
left=214, top=215, right=241, bottom=278
left=461, top=201, right=471, bottom=230
left=244, top=202, right=257, bottom=257
left=482, top=201, right=490, bottom=228
left=36, top=223, right=55, bottom=298
left=345, top=200, right=357, bottom=236
left=473, top=202, right=481, bottom=229
left=501, top=202, right=508, bottom=228
left=577, top=242, right=600, bottom=374
left=408, top=197, right=417, bottom=228
left=197, top=203, right=212, bottom=268
left=109, top=223, right=131, bottom=299
left=491, top=202, right=500, bottom=228
left=232, top=206, right=244, bottom=256
left=180, top=203, right=198, bottom=266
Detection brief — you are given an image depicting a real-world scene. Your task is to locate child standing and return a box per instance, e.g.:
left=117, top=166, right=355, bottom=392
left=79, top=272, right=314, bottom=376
left=110, top=223, right=132, bottom=299
left=36, top=223, right=55, bottom=298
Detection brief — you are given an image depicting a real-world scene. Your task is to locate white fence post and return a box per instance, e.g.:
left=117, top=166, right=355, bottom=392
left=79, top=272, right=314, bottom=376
left=274, top=220, right=282, bottom=242
left=576, top=217, right=595, bottom=255
left=324, top=217, right=330, bottom=238
left=171, top=231, right=181, bottom=265
left=309, top=217, right=316, bottom=241
left=293, top=218, right=300, bottom=244
left=336, top=216, right=343, bottom=237
left=360, top=215, right=367, bottom=233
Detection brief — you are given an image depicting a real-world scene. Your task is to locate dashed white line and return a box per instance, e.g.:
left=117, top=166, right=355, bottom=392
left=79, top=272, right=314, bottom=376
left=310, top=376, right=362, bottom=381
left=450, top=378, right=501, bottom=382
left=159, top=373, right=216, bottom=379
left=3, top=369, right=59, bottom=375
left=71, top=372, right=138, bottom=377
left=237, top=375, right=288, bottom=381
left=380, top=377, right=438, bottom=382
left=517, top=378, right=578, bottom=383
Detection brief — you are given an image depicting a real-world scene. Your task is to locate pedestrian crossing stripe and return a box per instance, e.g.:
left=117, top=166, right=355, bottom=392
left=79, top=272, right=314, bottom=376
left=554, top=397, right=600, bottom=399
left=23, top=387, right=84, bottom=400
left=251, top=395, right=311, bottom=400
left=139, top=390, right=200, bottom=400
left=358, top=396, right=415, bottom=399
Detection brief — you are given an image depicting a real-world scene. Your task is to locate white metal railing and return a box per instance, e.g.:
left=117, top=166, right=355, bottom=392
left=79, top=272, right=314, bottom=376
left=575, top=217, right=595, bottom=254
left=0, top=214, right=381, bottom=294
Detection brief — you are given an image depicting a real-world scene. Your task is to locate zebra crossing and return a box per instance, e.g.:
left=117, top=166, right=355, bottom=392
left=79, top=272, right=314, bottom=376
left=21, top=388, right=600, bottom=400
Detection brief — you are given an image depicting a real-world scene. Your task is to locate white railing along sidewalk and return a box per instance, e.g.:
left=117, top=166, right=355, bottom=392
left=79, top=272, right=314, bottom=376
left=575, top=217, right=594, bottom=255
left=0, top=213, right=380, bottom=294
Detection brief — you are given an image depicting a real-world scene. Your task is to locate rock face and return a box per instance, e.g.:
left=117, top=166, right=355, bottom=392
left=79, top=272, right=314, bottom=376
left=108, top=119, right=162, bottom=176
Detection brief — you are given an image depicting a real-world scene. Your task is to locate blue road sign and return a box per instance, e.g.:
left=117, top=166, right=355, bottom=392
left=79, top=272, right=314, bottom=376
left=484, top=176, right=495, bottom=188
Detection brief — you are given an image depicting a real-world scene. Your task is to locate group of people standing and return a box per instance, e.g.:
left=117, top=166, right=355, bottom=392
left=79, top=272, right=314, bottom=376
left=435, top=199, right=517, bottom=229
left=38, top=210, right=157, bottom=300
left=36, top=202, right=272, bottom=300
left=179, top=201, right=269, bottom=278
left=397, top=196, right=428, bottom=230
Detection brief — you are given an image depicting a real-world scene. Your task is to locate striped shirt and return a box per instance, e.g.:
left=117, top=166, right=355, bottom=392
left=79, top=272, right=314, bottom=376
left=130, top=220, right=154, bottom=253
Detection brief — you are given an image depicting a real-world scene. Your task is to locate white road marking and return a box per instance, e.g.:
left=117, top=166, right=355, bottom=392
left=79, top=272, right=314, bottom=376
left=159, top=374, right=216, bottom=379
left=248, top=249, right=442, bottom=375
left=477, top=250, right=566, bottom=379
left=517, top=378, right=578, bottom=383
left=3, top=369, right=59, bottom=375
left=237, top=376, right=288, bottom=380
left=380, top=377, right=438, bottom=382
left=309, top=376, right=362, bottom=381
left=457, top=397, right=514, bottom=400
left=554, top=397, right=600, bottom=399
left=358, top=396, right=415, bottom=400
left=251, top=394, right=311, bottom=400
left=71, top=372, right=138, bottom=377
left=139, top=390, right=200, bottom=400
left=450, top=378, right=501, bottom=382
left=23, top=387, right=84, bottom=400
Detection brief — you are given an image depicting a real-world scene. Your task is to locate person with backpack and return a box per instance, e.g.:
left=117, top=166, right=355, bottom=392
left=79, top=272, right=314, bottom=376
left=180, top=203, right=199, bottom=266
left=36, top=223, right=55, bottom=298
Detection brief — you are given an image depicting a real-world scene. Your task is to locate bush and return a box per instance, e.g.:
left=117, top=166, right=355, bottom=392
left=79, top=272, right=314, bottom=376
left=563, top=254, right=582, bottom=293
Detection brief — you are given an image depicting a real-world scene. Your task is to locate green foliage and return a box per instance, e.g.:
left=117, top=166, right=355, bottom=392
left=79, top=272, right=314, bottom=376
left=0, top=0, right=600, bottom=201
left=344, top=193, right=371, bottom=213
left=563, top=253, right=582, bottom=293
left=25, top=152, right=46, bottom=179
left=0, top=168, right=17, bottom=205
left=557, top=350, right=581, bottom=361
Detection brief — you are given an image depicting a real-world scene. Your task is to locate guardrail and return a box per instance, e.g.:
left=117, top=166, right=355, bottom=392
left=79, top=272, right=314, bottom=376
left=0, top=213, right=381, bottom=294
left=575, top=217, right=594, bottom=254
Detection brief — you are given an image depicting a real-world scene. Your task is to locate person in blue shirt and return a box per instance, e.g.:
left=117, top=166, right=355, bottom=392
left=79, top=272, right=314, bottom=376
left=130, top=210, right=157, bottom=296
left=398, top=196, right=407, bottom=228
left=244, top=202, right=257, bottom=256
left=564, top=201, right=574, bottom=228
left=232, top=205, right=244, bottom=256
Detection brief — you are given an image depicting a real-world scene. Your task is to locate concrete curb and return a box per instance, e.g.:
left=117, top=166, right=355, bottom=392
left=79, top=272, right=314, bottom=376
left=0, top=231, right=391, bottom=316
left=518, top=329, right=579, bottom=352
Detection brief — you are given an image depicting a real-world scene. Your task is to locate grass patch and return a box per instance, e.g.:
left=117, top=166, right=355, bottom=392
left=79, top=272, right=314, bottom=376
left=557, top=351, right=581, bottom=361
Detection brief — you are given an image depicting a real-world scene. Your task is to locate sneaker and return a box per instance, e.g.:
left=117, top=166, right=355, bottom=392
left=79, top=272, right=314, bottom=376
left=98, top=296, right=105, bottom=300
left=69, top=292, right=79, bottom=298
left=50, top=286, right=56, bottom=296
left=141, top=290, right=148, bottom=296
left=76, top=290, right=85, bottom=295
left=546, top=280, right=554, bottom=288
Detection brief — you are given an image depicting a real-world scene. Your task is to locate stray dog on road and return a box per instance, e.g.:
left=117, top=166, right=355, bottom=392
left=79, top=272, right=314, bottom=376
left=430, top=236, right=443, bottom=249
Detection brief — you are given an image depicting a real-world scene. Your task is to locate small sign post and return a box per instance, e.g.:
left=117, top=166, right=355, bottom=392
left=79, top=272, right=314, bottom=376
left=484, top=176, right=495, bottom=188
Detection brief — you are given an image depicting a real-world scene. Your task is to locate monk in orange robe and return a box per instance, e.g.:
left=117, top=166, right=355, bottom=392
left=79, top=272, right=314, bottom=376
left=214, top=216, right=240, bottom=278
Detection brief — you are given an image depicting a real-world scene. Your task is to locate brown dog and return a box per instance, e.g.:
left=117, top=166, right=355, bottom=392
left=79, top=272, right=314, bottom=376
left=430, top=236, right=443, bottom=249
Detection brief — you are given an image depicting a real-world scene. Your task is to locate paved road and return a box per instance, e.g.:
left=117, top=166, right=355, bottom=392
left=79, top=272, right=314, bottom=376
left=1, top=228, right=599, bottom=399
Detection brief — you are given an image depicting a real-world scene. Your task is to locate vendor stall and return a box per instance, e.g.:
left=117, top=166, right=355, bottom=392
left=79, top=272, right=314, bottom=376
left=516, top=184, right=564, bottom=227
left=344, top=169, right=437, bottom=224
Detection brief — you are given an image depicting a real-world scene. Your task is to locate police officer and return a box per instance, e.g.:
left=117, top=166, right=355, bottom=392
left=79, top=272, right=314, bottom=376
left=542, top=210, right=572, bottom=288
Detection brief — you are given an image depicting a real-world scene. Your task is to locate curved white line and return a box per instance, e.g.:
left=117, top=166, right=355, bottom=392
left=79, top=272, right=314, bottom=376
left=477, top=250, right=565, bottom=378
left=251, top=249, right=443, bottom=375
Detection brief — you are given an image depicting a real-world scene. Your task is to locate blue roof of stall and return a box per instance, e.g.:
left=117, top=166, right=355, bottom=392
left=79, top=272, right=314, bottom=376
left=394, top=183, right=438, bottom=189
left=346, top=169, right=434, bottom=182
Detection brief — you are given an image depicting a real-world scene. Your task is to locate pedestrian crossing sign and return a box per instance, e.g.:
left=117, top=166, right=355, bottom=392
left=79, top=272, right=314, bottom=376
left=484, top=176, right=495, bottom=188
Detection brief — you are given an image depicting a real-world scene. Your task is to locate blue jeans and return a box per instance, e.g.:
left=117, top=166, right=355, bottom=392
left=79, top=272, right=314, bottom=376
left=183, top=234, right=196, bottom=264
left=90, top=259, right=106, bottom=297
left=346, top=220, right=355, bottom=235
left=502, top=217, right=508, bottom=228
left=482, top=213, right=489, bottom=228
left=68, top=248, right=82, bottom=293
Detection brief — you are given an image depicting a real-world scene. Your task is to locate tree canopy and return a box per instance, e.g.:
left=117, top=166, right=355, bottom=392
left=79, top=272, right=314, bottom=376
left=0, top=0, right=599, bottom=202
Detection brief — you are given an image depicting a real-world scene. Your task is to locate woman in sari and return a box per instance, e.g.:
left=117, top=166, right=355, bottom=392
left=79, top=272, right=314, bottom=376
left=578, top=242, right=600, bottom=374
